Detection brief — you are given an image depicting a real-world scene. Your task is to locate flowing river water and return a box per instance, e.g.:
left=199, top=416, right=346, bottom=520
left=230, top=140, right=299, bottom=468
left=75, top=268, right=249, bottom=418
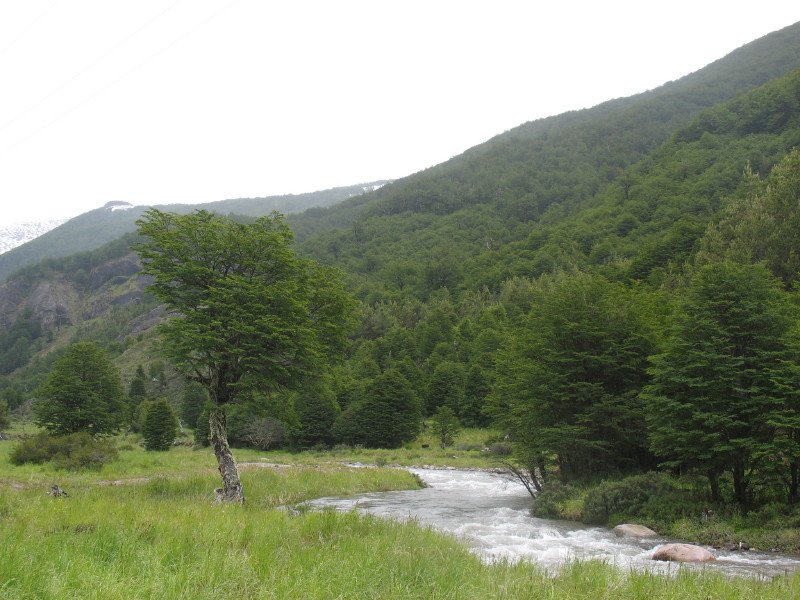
left=304, top=467, right=800, bottom=579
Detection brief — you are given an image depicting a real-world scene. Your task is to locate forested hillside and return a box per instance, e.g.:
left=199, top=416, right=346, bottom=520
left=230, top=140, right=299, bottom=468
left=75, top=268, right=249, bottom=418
left=2, top=21, right=800, bottom=519
left=0, top=182, right=387, bottom=282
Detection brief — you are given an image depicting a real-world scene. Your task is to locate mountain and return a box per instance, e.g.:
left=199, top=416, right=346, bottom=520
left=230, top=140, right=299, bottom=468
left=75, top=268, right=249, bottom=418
left=0, top=182, right=389, bottom=282
left=0, top=219, right=68, bottom=255
left=2, top=21, right=800, bottom=411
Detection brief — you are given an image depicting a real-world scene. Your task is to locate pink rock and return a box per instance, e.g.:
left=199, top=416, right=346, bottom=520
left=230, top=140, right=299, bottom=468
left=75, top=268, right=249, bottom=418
left=652, top=543, right=716, bottom=563
left=613, top=524, right=657, bottom=538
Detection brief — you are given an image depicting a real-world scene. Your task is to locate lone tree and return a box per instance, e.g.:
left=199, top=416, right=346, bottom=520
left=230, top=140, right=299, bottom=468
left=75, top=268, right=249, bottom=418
left=34, top=342, right=126, bottom=436
left=136, top=209, right=354, bottom=502
left=142, top=399, right=179, bottom=451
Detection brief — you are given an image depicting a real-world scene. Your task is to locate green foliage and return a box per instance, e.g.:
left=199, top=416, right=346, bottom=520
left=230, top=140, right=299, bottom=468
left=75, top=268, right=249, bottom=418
left=492, top=272, right=656, bottom=481
left=293, top=382, right=339, bottom=449
left=9, top=432, right=118, bottom=470
left=0, top=399, right=9, bottom=429
left=643, top=262, right=800, bottom=507
left=194, top=403, right=212, bottom=447
left=431, top=406, right=461, bottom=448
left=135, top=209, right=356, bottom=405
left=333, top=368, right=421, bottom=448
left=34, top=342, right=126, bottom=436
left=581, top=473, right=693, bottom=526
left=142, top=399, right=179, bottom=451
left=0, top=313, right=43, bottom=375
left=179, top=382, right=208, bottom=429
left=699, top=148, right=800, bottom=287
left=426, top=361, right=466, bottom=415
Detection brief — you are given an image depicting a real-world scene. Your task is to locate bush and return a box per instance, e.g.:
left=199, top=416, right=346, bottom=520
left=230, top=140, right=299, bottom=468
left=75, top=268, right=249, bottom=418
left=142, top=399, right=178, bottom=451
left=532, top=480, right=581, bottom=519
left=484, top=442, right=512, bottom=456
left=581, top=472, right=697, bottom=525
left=241, top=417, right=285, bottom=450
left=9, top=432, right=118, bottom=470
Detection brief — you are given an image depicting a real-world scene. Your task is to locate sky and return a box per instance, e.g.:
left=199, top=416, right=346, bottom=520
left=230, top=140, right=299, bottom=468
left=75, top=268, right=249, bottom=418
left=1, top=1, right=799, bottom=228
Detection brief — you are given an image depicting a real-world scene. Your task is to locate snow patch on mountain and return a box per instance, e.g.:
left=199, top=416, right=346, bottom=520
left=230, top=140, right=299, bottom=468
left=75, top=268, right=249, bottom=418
left=0, top=219, right=68, bottom=254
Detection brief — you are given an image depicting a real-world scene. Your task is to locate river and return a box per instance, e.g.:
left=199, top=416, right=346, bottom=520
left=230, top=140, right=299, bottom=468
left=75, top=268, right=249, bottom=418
left=304, top=467, right=800, bottom=578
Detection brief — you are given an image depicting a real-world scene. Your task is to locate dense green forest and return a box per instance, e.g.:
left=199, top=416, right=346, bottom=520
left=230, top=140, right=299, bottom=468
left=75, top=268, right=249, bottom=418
left=3, top=21, right=800, bottom=523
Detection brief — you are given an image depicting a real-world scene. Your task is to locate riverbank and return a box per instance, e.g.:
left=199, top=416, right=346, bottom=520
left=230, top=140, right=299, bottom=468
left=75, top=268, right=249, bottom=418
left=1, top=438, right=800, bottom=597
left=1, top=468, right=799, bottom=598
left=531, top=472, right=800, bottom=555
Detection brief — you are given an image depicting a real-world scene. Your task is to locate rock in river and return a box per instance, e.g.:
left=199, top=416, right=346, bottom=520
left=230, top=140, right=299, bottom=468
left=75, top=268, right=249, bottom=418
left=652, top=543, right=716, bottom=563
left=613, top=524, right=658, bottom=538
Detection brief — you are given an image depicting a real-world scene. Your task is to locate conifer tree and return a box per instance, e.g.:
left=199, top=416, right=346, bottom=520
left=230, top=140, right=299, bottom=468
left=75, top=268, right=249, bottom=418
left=142, top=399, right=179, bottom=451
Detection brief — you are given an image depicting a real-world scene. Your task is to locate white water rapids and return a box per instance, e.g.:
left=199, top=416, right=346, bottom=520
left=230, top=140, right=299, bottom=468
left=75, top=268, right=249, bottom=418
left=304, top=467, right=800, bottom=578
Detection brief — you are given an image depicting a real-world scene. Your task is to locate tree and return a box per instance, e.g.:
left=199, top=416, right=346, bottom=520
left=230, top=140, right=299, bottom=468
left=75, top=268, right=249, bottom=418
left=293, top=382, right=339, bottom=449
left=643, top=262, right=800, bottom=508
left=426, top=361, right=466, bottom=415
left=431, top=405, right=460, bottom=448
left=136, top=209, right=354, bottom=502
left=491, top=272, right=656, bottom=481
left=333, top=368, right=421, bottom=448
left=0, top=399, right=9, bottom=430
left=34, top=342, right=125, bottom=436
left=180, top=382, right=208, bottom=429
left=142, top=399, right=179, bottom=451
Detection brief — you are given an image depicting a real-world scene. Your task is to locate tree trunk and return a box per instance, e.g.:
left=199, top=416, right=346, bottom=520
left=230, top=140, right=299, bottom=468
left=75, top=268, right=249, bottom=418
left=707, top=469, right=721, bottom=503
left=789, top=462, right=799, bottom=505
left=209, top=406, right=244, bottom=503
left=732, top=457, right=747, bottom=511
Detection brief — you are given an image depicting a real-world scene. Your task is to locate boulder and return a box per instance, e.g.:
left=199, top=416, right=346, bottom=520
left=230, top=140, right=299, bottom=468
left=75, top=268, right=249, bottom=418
left=652, top=543, right=716, bottom=563
left=613, top=523, right=658, bottom=538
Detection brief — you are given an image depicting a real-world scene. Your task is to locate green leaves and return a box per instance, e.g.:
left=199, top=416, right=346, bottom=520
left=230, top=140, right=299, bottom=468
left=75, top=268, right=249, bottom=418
left=135, top=209, right=356, bottom=404
left=34, top=342, right=125, bottom=436
left=642, top=262, right=799, bottom=506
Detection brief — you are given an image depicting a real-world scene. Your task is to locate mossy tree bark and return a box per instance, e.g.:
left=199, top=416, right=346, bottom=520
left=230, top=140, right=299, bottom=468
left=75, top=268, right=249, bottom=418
left=209, top=406, right=244, bottom=503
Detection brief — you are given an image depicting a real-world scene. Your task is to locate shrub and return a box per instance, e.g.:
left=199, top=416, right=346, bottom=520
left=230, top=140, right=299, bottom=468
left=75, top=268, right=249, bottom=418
left=484, top=442, right=513, bottom=456
left=581, top=472, right=695, bottom=525
left=242, top=417, right=285, bottom=450
left=142, top=399, right=178, bottom=451
left=9, top=432, right=117, bottom=470
left=532, top=480, right=581, bottom=519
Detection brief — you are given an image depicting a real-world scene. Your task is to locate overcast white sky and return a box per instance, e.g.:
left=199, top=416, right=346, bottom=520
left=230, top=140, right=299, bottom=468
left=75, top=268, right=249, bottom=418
left=0, top=1, right=799, bottom=227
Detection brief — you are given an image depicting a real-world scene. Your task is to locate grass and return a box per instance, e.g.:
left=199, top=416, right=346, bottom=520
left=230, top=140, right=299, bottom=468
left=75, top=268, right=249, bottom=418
left=262, top=425, right=510, bottom=470
left=1, top=471, right=799, bottom=599
left=2, top=432, right=800, bottom=598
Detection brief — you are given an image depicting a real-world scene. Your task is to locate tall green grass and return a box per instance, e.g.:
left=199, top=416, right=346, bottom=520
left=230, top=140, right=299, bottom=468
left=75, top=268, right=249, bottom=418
left=0, top=469, right=798, bottom=599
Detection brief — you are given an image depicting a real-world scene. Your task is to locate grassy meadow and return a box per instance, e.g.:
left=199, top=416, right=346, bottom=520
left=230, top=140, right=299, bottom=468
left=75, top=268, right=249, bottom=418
left=0, top=431, right=799, bottom=598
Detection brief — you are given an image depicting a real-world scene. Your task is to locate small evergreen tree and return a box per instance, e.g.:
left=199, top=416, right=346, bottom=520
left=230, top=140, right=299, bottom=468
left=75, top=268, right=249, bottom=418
left=426, top=361, right=466, bottom=415
left=334, top=368, right=421, bottom=448
left=34, top=342, right=126, bottom=436
left=142, top=399, right=178, bottom=451
left=431, top=405, right=460, bottom=448
left=293, top=383, right=339, bottom=449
